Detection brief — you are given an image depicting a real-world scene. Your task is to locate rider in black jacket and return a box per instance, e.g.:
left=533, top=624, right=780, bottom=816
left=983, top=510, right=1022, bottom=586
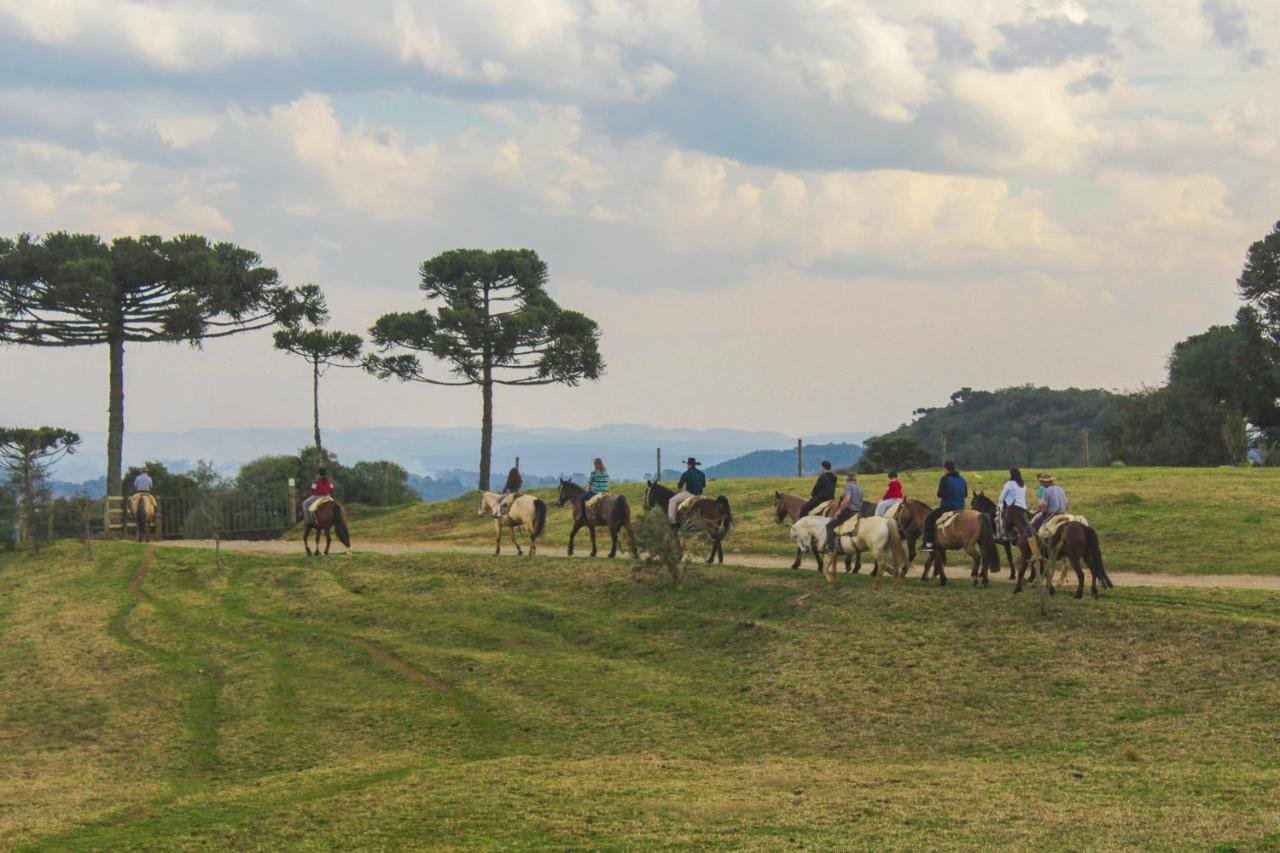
left=798, top=460, right=838, bottom=517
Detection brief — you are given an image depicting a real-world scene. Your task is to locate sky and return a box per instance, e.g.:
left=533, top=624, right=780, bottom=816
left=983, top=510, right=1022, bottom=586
left=2, top=0, right=1278, bottom=439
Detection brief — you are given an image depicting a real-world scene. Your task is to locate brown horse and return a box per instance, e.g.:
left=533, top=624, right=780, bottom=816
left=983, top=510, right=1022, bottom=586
left=1014, top=518, right=1113, bottom=599
left=557, top=479, right=637, bottom=558
left=971, top=492, right=1031, bottom=579
left=920, top=510, right=1001, bottom=587
left=774, top=492, right=874, bottom=571
left=303, top=498, right=351, bottom=556
left=645, top=481, right=733, bottom=563
left=128, top=493, right=158, bottom=542
left=886, top=498, right=931, bottom=566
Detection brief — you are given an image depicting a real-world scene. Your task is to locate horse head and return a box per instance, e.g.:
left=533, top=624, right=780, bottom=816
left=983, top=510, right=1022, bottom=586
left=971, top=491, right=995, bottom=516
left=556, top=478, right=577, bottom=508
left=477, top=491, right=495, bottom=517
left=773, top=492, right=788, bottom=525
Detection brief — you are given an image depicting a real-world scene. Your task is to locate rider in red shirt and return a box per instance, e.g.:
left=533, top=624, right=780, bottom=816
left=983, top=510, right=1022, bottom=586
left=302, top=467, right=334, bottom=521
left=876, top=470, right=905, bottom=517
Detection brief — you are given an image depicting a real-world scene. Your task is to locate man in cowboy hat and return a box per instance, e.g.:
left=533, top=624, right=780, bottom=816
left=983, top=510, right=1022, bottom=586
left=668, top=457, right=707, bottom=524
left=826, top=470, right=864, bottom=542
left=132, top=464, right=153, bottom=495
left=1027, top=472, right=1069, bottom=553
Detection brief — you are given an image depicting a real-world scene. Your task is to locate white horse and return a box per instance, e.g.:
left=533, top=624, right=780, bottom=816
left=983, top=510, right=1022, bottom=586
left=790, top=515, right=909, bottom=588
left=478, top=491, right=547, bottom=556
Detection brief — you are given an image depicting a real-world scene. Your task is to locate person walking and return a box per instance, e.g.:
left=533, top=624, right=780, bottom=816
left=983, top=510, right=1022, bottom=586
left=921, top=461, right=967, bottom=552
left=667, top=458, right=707, bottom=524
left=798, top=460, right=838, bottom=517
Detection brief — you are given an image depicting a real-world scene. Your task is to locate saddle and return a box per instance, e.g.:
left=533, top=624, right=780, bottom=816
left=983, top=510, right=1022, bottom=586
left=129, top=493, right=157, bottom=516
left=834, top=515, right=862, bottom=536
left=936, top=510, right=961, bottom=533
left=585, top=493, right=608, bottom=511
left=1039, top=514, right=1088, bottom=542
left=499, top=493, right=520, bottom=514
left=677, top=495, right=710, bottom=515
left=884, top=501, right=904, bottom=524
left=805, top=499, right=832, bottom=517
left=312, top=495, right=335, bottom=510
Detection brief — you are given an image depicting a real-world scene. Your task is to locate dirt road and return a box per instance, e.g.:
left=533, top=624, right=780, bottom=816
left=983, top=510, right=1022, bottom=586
left=160, top=539, right=1280, bottom=592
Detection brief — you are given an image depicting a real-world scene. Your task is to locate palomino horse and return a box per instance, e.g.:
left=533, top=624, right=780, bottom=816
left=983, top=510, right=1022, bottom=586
left=128, top=493, right=158, bottom=542
left=556, top=480, right=636, bottom=559
left=970, top=492, right=1031, bottom=579
left=920, top=510, right=1001, bottom=587
left=644, top=481, right=733, bottom=563
left=788, top=515, right=908, bottom=586
left=478, top=491, right=547, bottom=556
left=774, top=492, right=874, bottom=571
left=303, top=498, right=351, bottom=556
left=1014, top=518, right=1113, bottom=599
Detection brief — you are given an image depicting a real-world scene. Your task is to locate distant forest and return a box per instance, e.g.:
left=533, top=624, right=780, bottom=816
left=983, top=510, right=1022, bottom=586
left=704, top=443, right=863, bottom=478
left=879, top=386, right=1115, bottom=470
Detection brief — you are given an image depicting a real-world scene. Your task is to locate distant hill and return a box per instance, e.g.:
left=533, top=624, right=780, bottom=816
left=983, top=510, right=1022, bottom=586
left=880, top=385, right=1116, bottom=469
left=704, top=443, right=863, bottom=478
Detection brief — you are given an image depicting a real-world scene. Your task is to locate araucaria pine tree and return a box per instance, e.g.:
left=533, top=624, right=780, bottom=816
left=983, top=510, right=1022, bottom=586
left=0, top=233, right=324, bottom=496
left=366, top=248, right=603, bottom=490
left=0, top=427, right=81, bottom=554
left=273, top=324, right=364, bottom=458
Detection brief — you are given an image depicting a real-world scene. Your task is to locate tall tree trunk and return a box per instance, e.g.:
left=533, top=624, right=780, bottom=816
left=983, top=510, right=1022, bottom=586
left=23, top=459, right=37, bottom=555
left=479, top=375, right=493, bottom=492
left=313, top=358, right=322, bottom=458
left=106, top=334, right=125, bottom=498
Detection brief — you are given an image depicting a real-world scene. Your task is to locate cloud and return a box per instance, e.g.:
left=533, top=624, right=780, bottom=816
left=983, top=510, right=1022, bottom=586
left=1201, top=0, right=1267, bottom=65
left=991, top=14, right=1118, bottom=70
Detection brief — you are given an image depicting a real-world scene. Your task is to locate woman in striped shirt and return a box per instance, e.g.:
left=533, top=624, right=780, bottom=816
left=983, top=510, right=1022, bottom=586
left=579, top=458, right=610, bottom=524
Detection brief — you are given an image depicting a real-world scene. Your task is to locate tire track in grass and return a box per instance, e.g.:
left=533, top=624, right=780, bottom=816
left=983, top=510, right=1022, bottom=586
left=107, top=546, right=224, bottom=776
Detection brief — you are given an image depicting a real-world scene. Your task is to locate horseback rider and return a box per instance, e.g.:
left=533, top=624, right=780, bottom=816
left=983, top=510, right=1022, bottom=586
left=302, top=467, right=334, bottom=524
left=578, top=458, right=609, bottom=526
left=1026, top=472, right=1068, bottom=557
left=996, top=467, right=1027, bottom=538
left=133, top=465, right=153, bottom=495
left=875, top=470, right=904, bottom=517
left=798, top=460, right=838, bottom=518
left=499, top=466, right=523, bottom=516
left=668, top=457, right=706, bottom=525
left=921, top=460, right=967, bottom=552
left=826, top=471, right=864, bottom=542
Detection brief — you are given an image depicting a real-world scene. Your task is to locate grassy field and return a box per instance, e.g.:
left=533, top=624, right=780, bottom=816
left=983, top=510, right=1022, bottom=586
left=2, top=540, right=1278, bottom=848
left=341, top=467, right=1280, bottom=575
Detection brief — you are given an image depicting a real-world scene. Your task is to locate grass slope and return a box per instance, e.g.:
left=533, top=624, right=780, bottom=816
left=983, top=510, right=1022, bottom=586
left=345, top=467, right=1280, bottom=575
left=2, top=541, right=1278, bottom=848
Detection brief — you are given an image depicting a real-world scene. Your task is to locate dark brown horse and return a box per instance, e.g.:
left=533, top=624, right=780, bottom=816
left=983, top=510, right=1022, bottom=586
left=304, top=498, right=351, bottom=556
left=971, top=492, right=1031, bottom=579
left=645, top=481, right=733, bottom=563
left=1014, top=518, right=1113, bottom=599
left=557, top=479, right=637, bottom=559
left=128, top=493, right=158, bottom=543
left=920, top=510, right=1001, bottom=587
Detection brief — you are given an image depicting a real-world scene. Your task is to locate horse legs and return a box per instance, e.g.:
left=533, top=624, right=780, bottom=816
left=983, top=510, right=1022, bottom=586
left=607, top=522, right=619, bottom=558
left=304, top=524, right=312, bottom=556
left=791, top=545, right=804, bottom=570
left=1003, top=541, right=1016, bottom=579
left=566, top=520, right=581, bottom=556
left=965, top=543, right=986, bottom=588
left=852, top=551, right=862, bottom=573
left=494, top=520, right=503, bottom=556
left=1069, top=555, right=1085, bottom=599
left=510, top=523, right=523, bottom=556
left=588, top=524, right=598, bottom=558
left=624, top=523, right=639, bottom=559
left=323, top=527, right=332, bottom=556
left=934, top=549, right=948, bottom=586
left=809, top=540, right=823, bottom=571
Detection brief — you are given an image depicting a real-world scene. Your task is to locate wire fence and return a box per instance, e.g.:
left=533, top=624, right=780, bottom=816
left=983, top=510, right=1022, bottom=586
left=105, top=490, right=293, bottom=540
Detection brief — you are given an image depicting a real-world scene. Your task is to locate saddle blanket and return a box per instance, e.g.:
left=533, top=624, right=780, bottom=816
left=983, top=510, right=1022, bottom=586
left=129, top=493, right=157, bottom=515
left=1040, top=514, right=1089, bottom=541
left=677, top=495, right=710, bottom=514
left=936, top=510, right=962, bottom=533
left=884, top=501, right=903, bottom=524
left=834, top=515, right=861, bottom=536
left=311, top=495, right=335, bottom=510
left=585, top=493, right=608, bottom=511
left=499, top=493, right=520, bottom=513
left=804, top=499, right=832, bottom=517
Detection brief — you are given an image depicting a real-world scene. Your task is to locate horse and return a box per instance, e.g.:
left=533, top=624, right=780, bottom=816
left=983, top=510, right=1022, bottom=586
left=884, top=498, right=931, bottom=566
left=970, top=492, right=1031, bottom=579
left=787, top=516, right=908, bottom=586
left=303, top=498, right=351, bottom=556
left=644, top=481, right=733, bottom=563
left=919, top=509, right=1001, bottom=587
left=128, top=493, right=158, bottom=543
left=478, top=491, right=547, bottom=557
left=774, top=492, right=874, bottom=571
left=1014, top=518, right=1113, bottom=599
left=556, top=479, right=637, bottom=559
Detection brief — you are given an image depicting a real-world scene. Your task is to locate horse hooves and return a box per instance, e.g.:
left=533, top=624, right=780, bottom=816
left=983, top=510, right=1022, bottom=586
left=939, top=577, right=948, bottom=587
left=981, top=578, right=989, bottom=588
left=1013, top=585, right=1022, bottom=594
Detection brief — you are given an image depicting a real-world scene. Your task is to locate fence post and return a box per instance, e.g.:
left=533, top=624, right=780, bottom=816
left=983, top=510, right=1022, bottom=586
left=797, top=439, right=803, bottom=478
left=287, top=478, right=297, bottom=525
left=1082, top=428, right=1091, bottom=467
left=656, top=448, right=661, bottom=481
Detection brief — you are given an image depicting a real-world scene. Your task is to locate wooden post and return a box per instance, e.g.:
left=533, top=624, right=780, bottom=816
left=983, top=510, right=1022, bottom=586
left=287, top=478, right=297, bottom=525
left=797, top=439, right=804, bottom=477
left=656, top=448, right=661, bottom=481
left=940, top=432, right=948, bottom=463
left=514, top=456, right=520, bottom=471
left=1082, top=428, right=1091, bottom=467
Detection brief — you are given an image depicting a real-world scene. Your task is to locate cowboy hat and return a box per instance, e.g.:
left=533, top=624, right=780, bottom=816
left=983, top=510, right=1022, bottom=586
left=1038, top=472, right=1056, bottom=483
left=683, top=457, right=701, bottom=466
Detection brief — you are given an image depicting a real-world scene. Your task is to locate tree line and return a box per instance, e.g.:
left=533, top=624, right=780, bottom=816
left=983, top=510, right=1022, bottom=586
left=1, top=237, right=605, bottom=530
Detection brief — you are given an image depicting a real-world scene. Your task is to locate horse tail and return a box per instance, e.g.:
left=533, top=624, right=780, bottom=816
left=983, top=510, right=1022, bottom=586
left=334, top=503, right=352, bottom=549
left=715, top=496, right=733, bottom=532
left=531, top=498, right=547, bottom=539
left=887, top=520, right=907, bottom=574
left=1085, top=525, right=1112, bottom=589
left=979, top=514, right=1000, bottom=572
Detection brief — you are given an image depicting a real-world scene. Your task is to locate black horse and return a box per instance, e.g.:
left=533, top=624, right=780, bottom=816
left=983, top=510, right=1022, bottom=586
left=643, top=481, right=733, bottom=563
left=971, top=491, right=1031, bottom=580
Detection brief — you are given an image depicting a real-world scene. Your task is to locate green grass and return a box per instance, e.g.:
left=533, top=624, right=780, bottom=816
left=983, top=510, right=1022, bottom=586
left=341, top=467, right=1280, bottom=575
left=2, top=541, right=1278, bottom=848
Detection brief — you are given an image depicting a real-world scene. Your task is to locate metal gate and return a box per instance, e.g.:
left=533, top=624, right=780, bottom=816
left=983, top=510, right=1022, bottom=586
left=105, top=490, right=294, bottom=540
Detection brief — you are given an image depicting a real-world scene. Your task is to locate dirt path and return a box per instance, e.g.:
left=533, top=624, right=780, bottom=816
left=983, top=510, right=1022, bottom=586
left=128, top=546, right=155, bottom=599
left=159, top=539, right=1280, bottom=592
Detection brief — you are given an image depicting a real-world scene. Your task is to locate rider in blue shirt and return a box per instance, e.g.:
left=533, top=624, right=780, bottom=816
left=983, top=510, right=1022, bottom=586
left=921, top=460, right=968, bottom=552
